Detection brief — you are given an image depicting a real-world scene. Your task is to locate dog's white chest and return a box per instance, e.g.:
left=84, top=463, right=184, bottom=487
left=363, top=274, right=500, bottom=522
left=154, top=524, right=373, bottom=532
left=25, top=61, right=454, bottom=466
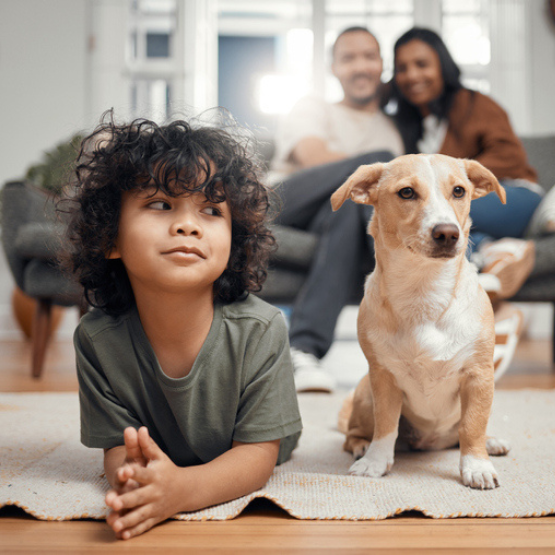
left=363, top=288, right=483, bottom=430
left=414, top=319, right=479, bottom=363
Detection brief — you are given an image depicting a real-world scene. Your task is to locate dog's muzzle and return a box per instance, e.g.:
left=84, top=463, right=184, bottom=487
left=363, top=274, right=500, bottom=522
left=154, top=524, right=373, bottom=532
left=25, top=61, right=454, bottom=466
left=430, top=223, right=460, bottom=258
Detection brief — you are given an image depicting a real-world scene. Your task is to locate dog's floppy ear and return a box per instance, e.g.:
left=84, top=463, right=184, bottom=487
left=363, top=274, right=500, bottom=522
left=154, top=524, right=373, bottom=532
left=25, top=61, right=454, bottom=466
left=331, top=163, right=385, bottom=211
left=463, top=160, right=506, bottom=204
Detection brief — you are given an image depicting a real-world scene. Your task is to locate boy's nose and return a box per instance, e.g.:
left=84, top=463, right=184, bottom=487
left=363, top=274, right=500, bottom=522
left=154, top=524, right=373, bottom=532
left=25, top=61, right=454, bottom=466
left=171, top=215, right=202, bottom=237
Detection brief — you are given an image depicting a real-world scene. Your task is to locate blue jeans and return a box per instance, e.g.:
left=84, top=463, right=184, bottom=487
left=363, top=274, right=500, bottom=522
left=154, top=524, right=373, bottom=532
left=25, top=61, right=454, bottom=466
left=469, top=179, right=543, bottom=252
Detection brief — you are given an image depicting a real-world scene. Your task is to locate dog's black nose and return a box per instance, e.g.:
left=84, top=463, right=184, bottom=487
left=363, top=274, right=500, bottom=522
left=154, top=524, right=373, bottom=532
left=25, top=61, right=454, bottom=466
left=432, top=224, right=459, bottom=247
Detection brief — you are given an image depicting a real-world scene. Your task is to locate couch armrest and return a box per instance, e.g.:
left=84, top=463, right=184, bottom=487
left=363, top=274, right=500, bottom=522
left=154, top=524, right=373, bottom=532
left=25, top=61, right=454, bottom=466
left=271, top=225, right=318, bottom=271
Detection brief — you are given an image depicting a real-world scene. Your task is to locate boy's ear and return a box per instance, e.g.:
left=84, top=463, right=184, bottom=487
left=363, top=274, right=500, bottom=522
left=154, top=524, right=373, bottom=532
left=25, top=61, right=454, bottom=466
left=106, top=244, right=121, bottom=259
left=463, top=159, right=506, bottom=204
left=331, top=163, right=385, bottom=211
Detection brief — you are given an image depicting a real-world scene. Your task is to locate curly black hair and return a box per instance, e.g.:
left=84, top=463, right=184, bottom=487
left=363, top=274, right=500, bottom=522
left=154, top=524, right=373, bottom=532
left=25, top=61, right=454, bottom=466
left=61, top=111, right=276, bottom=316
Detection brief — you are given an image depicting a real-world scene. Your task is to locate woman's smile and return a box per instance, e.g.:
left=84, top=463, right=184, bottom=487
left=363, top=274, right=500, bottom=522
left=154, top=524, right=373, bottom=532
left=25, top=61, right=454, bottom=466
left=394, top=39, right=445, bottom=115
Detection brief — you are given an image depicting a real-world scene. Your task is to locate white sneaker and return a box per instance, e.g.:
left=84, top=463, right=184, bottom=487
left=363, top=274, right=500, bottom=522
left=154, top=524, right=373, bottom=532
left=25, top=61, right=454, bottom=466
left=493, top=304, right=524, bottom=382
left=290, top=348, right=336, bottom=393
left=526, top=185, right=555, bottom=236
left=479, top=238, right=535, bottom=300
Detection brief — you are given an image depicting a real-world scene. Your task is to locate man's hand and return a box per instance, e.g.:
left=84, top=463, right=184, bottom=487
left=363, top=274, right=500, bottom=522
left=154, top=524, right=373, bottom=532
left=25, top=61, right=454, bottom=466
left=292, top=136, right=347, bottom=169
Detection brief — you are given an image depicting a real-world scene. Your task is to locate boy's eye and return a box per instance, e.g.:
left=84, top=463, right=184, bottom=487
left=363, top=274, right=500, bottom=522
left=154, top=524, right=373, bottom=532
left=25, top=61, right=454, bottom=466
left=202, top=205, right=222, bottom=217
left=148, top=200, right=171, bottom=211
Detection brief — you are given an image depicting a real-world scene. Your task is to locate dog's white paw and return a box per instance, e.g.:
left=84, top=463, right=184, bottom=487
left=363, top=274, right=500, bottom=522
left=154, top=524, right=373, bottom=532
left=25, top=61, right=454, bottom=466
left=460, top=455, right=499, bottom=489
left=349, top=454, right=393, bottom=477
left=486, top=437, right=511, bottom=456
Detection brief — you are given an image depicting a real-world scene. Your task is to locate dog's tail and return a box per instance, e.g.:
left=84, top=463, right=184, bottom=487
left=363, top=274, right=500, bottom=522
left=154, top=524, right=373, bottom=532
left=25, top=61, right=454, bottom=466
left=337, top=390, right=355, bottom=435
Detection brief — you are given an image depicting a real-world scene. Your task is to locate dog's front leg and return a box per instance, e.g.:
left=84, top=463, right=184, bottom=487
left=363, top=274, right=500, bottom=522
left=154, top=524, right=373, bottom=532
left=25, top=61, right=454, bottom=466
left=349, top=364, right=402, bottom=478
left=459, top=369, right=499, bottom=489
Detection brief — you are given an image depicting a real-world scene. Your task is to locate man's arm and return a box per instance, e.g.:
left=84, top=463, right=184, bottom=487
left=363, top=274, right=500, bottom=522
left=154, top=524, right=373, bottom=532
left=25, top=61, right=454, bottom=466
left=104, top=426, right=280, bottom=540
left=290, top=136, right=348, bottom=169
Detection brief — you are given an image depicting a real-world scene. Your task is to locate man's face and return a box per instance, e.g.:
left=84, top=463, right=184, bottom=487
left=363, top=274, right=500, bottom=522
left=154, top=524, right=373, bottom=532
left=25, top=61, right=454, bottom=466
left=332, top=31, right=383, bottom=108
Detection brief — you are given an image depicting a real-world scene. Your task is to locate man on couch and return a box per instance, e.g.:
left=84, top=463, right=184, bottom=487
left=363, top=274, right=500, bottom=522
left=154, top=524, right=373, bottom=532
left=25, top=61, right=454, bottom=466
left=270, top=27, right=403, bottom=392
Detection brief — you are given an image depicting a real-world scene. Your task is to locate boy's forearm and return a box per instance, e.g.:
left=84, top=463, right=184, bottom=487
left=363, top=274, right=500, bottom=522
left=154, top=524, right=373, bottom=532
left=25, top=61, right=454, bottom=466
left=174, top=440, right=280, bottom=513
left=104, top=446, right=127, bottom=488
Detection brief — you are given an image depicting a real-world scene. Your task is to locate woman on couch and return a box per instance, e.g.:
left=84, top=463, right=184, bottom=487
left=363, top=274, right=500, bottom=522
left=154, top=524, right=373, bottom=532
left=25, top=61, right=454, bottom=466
left=386, top=27, right=545, bottom=302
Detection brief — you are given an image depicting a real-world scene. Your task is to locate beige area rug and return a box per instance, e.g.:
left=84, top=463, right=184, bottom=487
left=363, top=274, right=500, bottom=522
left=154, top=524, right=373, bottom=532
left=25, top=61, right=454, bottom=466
left=1, top=390, right=554, bottom=521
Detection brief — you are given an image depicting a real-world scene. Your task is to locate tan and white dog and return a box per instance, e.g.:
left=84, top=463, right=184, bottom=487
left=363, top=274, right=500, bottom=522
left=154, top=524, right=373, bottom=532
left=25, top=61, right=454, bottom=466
left=331, top=154, right=510, bottom=490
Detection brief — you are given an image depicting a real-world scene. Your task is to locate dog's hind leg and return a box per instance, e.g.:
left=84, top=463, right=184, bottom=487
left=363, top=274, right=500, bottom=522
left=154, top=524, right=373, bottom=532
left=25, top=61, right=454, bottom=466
left=486, top=436, right=511, bottom=456
left=342, top=374, right=374, bottom=459
left=344, top=434, right=371, bottom=460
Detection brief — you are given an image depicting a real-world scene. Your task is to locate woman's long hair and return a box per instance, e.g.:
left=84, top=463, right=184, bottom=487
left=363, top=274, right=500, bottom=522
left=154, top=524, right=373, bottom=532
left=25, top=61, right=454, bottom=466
left=387, top=27, right=464, bottom=153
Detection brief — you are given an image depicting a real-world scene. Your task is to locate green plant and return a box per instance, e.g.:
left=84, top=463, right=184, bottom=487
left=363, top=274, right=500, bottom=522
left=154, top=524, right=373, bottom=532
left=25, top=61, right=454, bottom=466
left=25, top=133, right=83, bottom=196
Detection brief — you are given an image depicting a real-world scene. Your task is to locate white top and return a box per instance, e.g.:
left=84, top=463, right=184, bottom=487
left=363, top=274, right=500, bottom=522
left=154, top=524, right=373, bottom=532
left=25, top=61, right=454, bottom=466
left=269, top=95, right=405, bottom=184
left=417, top=114, right=448, bottom=154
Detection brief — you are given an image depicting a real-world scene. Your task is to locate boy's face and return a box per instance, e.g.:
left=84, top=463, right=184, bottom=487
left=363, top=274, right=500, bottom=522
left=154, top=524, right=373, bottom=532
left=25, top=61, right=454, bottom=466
left=108, top=186, right=232, bottom=298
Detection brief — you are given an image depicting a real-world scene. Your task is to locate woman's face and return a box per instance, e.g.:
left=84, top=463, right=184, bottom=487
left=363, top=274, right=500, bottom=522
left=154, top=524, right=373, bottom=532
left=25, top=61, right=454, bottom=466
left=394, top=39, right=445, bottom=116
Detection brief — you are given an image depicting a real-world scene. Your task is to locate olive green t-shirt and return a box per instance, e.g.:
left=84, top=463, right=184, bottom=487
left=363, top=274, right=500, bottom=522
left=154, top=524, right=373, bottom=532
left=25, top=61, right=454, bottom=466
left=74, top=294, right=302, bottom=466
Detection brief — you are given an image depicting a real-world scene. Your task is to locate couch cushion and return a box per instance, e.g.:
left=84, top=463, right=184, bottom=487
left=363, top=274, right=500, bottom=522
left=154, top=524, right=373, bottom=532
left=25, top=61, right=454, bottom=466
left=521, top=135, right=555, bottom=191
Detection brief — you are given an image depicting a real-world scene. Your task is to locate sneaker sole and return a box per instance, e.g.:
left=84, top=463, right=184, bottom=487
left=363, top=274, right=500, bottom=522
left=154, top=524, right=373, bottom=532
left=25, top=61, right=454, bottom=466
left=487, top=242, right=535, bottom=300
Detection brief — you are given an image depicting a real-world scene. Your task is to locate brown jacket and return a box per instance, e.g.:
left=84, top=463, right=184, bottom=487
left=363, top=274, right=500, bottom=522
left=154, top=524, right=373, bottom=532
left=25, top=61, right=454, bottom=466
left=440, top=89, right=537, bottom=183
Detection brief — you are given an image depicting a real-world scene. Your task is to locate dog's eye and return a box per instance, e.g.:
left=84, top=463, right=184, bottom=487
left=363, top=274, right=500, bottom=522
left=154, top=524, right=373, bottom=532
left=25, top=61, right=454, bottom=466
left=398, top=187, right=416, bottom=200
left=453, top=186, right=466, bottom=198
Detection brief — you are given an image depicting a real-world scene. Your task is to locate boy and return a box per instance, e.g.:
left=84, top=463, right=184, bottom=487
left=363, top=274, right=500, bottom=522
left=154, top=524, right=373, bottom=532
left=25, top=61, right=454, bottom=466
left=64, top=114, right=302, bottom=540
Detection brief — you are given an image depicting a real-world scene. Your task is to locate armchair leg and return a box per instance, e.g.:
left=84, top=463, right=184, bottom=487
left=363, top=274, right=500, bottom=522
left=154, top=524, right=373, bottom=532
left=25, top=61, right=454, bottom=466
left=32, top=299, right=53, bottom=379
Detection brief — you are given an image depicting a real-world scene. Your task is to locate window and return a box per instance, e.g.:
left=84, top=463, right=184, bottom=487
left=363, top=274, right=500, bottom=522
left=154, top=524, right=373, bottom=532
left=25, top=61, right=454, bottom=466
left=442, top=0, right=490, bottom=93
left=127, top=0, right=177, bottom=119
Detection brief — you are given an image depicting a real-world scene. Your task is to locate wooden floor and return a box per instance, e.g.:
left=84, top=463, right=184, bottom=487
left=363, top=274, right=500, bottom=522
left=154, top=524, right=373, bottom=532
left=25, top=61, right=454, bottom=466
left=1, top=328, right=555, bottom=553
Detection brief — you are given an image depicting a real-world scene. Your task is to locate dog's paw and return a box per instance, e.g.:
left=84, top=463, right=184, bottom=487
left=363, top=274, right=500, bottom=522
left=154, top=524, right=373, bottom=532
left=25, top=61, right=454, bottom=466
left=350, top=439, right=370, bottom=460
left=348, top=454, right=392, bottom=478
left=486, top=437, right=511, bottom=456
left=460, top=455, right=499, bottom=489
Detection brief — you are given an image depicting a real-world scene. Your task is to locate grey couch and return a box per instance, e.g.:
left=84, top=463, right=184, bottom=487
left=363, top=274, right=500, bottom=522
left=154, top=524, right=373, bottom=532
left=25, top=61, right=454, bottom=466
left=257, top=136, right=555, bottom=363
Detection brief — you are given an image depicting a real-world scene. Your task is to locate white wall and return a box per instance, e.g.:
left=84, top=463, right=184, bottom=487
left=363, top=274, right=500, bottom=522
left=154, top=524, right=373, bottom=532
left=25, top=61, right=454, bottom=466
left=0, top=0, right=89, bottom=187
left=88, top=0, right=131, bottom=123
left=529, top=0, right=555, bottom=135
left=489, top=0, right=555, bottom=137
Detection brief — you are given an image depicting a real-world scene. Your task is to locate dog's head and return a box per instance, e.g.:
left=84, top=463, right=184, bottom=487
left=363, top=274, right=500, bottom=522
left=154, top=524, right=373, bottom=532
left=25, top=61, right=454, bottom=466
left=331, top=154, right=506, bottom=260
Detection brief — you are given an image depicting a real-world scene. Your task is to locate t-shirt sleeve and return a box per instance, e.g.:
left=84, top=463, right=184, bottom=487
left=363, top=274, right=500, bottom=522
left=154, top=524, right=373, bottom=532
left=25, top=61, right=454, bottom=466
left=272, top=95, right=329, bottom=168
left=232, top=312, right=302, bottom=445
left=74, top=323, right=143, bottom=449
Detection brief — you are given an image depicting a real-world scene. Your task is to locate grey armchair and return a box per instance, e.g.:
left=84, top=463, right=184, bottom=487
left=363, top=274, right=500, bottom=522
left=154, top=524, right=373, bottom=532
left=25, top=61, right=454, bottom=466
left=1, top=180, right=85, bottom=378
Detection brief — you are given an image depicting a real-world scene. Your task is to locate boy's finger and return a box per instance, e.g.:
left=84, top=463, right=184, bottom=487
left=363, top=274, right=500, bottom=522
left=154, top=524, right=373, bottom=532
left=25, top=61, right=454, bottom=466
left=123, top=427, right=143, bottom=461
left=105, top=490, right=118, bottom=508
left=125, top=464, right=153, bottom=485
left=106, top=508, right=121, bottom=527
left=137, top=427, right=165, bottom=461
left=119, top=517, right=160, bottom=541
left=113, top=485, right=152, bottom=512
left=118, top=478, right=140, bottom=494
left=116, top=464, right=134, bottom=485
left=112, top=503, right=153, bottom=534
